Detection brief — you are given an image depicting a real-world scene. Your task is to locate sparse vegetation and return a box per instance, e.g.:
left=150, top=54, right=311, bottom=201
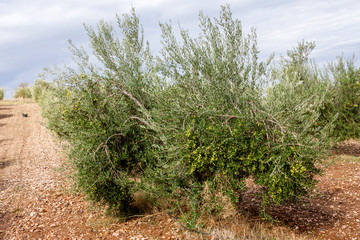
left=36, top=4, right=360, bottom=237
left=0, top=88, right=5, bottom=100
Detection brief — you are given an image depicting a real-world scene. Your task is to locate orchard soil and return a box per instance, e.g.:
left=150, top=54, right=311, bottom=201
left=0, top=101, right=359, bottom=239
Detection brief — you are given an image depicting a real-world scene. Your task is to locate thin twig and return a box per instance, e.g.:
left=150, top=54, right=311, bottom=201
left=125, top=116, right=152, bottom=127
left=166, top=212, right=211, bottom=236
left=111, top=212, right=166, bottom=223
left=94, top=133, right=123, bottom=154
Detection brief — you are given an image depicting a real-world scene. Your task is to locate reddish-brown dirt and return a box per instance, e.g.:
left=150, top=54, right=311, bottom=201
left=1, top=101, right=360, bottom=239
left=239, top=143, right=360, bottom=240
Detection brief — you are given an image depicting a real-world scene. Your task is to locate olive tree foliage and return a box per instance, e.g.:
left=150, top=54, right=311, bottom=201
left=157, top=7, right=272, bottom=201
left=265, top=41, right=334, bottom=141
left=157, top=7, right=326, bottom=211
left=260, top=42, right=339, bottom=209
left=32, top=79, right=53, bottom=103
left=39, top=6, right=331, bottom=219
left=320, top=56, right=360, bottom=140
left=41, top=8, right=161, bottom=214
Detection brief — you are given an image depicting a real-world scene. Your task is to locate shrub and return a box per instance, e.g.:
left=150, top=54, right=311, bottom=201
left=40, top=8, right=160, bottom=215
left=14, top=82, right=32, bottom=99
left=39, top=6, right=331, bottom=221
left=157, top=7, right=325, bottom=216
left=320, top=56, right=360, bottom=140
left=0, top=88, right=4, bottom=100
left=265, top=41, right=333, bottom=137
left=32, top=79, right=52, bottom=103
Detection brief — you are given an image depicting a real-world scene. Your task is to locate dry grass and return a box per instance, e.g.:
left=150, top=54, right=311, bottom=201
left=196, top=212, right=309, bottom=240
left=330, top=154, right=360, bottom=163
left=177, top=181, right=309, bottom=240
left=207, top=216, right=308, bottom=240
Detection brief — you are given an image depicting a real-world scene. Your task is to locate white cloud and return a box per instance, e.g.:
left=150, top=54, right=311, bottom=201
left=229, top=0, right=360, bottom=63
left=1, top=0, right=360, bottom=97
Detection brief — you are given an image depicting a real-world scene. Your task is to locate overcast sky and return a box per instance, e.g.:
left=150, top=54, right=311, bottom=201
left=1, top=0, right=360, bottom=98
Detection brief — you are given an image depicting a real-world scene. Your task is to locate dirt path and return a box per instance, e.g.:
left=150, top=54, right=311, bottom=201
left=0, top=103, right=120, bottom=239
left=1, top=102, right=360, bottom=239
left=0, top=102, right=95, bottom=239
